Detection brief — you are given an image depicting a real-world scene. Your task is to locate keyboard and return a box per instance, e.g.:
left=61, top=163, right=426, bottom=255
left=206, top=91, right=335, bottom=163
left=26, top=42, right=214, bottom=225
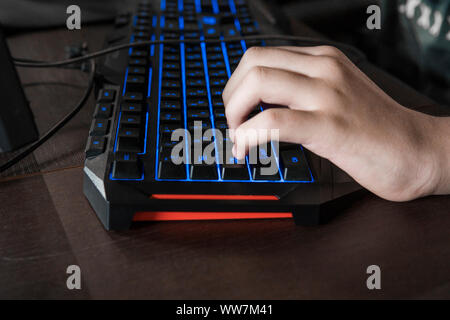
left=84, top=0, right=362, bottom=230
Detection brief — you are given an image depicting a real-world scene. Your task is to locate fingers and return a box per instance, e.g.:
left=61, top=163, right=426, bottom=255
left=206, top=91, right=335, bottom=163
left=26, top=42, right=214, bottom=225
left=224, top=66, right=324, bottom=130
left=275, top=45, right=349, bottom=61
left=223, top=46, right=329, bottom=101
left=232, top=108, right=320, bottom=159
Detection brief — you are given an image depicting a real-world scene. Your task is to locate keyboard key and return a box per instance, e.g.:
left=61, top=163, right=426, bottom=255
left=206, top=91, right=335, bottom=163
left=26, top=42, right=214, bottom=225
left=214, top=109, right=226, bottom=119
left=161, top=90, right=180, bottom=99
left=187, top=98, right=209, bottom=108
left=120, top=113, right=141, bottom=127
left=210, top=87, right=223, bottom=97
left=204, top=26, right=219, bottom=38
left=188, top=121, right=211, bottom=131
left=161, top=100, right=181, bottom=110
left=163, top=70, right=181, bottom=79
left=90, top=119, right=109, bottom=136
left=163, top=62, right=180, bottom=70
left=227, top=48, right=244, bottom=57
left=187, top=88, right=207, bottom=97
left=164, top=53, right=180, bottom=61
left=186, top=53, right=202, bottom=60
left=95, top=103, right=113, bottom=119
left=164, top=19, right=179, bottom=30
left=161, top=112, right=181, bottom=123
left=185, top=45, right=202, bottom=53
left=206, top=45, right=222, bottom=53
left=119, top=127, right=140, bottom=138
left=207, top=53, right=224, bottom=60
left=221, top=164, right=249, bottom=180
left=123, top=92, right=144, bottom=102
left=126, top=75, right=146, bottom=91
left=190, top=164, right=218, bottom=180
left=208, top=60, right=225, bottom=69
left=210, top=77, right=227, bottom=86
left=98, top=89, right=115, bottom=102
left=222, top=26, right=239, bottom=37
left=130, top=50, right=148, bottom=58
left=186, top=78, right=205, bottom=87
left=242, top=25, right=257, bottom=35
left=86, top=136, right=106, bottom=158
left=162, top=79, right=180, bottom=89
left=250, top=145, right=281, bottom=180
left=112, top=152, right=142, bottom=179
left=158, top=158, right=186, bottom=179
left=188, top=109, right=210, bottom=120
left=215, top=121, right=228, bottom=131
left=164, top=46, right=180, bottom=54
left=128, top=66, right=146, bottom=75
left=117, top=136, right=142, bottom=153
left=280, top=149, right=311, bottom=181
left=251, top=164, right=280, bottom=180
left=129, top=58, right=147, bottom=67
left=185, top=31, right=201, bottom=39
left=212, top=98, right=224, bottom=108
left=186, top=60, right=203, bottom=69
left=121, top=103, right=143, bottom=113
left=209, top=69, right=227, bottom=77
left=186, top=69, right=204, bottom=78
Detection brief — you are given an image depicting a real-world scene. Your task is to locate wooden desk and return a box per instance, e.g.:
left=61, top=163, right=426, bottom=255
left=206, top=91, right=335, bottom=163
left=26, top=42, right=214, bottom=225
left=0, top=24, right=449, bottom=299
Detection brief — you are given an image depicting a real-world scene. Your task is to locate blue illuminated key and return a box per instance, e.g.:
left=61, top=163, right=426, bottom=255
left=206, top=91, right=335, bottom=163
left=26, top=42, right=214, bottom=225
left=161, top=90, right=180, bottom=99
left=162, top=101, right=181, bottom=110
left=161, top=112, right=181, bottom=123
left=187, top=88, right=207, bottom=97
left=209, top=69, right=227, bottom=77
left=280, top=149, right=311, bottom=181
left=187, top=99, right=209, bottom=108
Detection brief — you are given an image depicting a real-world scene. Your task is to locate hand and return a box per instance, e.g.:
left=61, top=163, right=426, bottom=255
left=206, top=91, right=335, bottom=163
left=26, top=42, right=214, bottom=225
left=222, top=46, right=450, bottom=201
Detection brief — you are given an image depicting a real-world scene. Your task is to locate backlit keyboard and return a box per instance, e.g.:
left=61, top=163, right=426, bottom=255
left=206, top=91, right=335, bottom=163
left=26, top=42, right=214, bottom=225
left=83, top=0, right=357, bottom=231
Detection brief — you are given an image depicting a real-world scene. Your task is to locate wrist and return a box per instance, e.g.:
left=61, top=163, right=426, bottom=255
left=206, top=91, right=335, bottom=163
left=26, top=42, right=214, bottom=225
left=430, top=116, right=450, bottom=196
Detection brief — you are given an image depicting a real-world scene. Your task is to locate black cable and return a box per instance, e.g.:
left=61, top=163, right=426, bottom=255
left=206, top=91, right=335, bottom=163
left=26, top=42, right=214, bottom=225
left=12, top=34, right=366, bottom=68
left=0, top=59, right=96, bottom=173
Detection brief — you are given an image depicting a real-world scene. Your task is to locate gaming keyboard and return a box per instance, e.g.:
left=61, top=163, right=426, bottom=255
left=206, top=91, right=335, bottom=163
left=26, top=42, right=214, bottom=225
left=84, top=0, right=362, bottom=230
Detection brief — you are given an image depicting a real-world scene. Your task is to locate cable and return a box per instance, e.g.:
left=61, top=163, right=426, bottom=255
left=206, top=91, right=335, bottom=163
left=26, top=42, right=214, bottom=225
left=12, top=34, right=366, bottom=68
left=0, top=59, right=96, bottom=174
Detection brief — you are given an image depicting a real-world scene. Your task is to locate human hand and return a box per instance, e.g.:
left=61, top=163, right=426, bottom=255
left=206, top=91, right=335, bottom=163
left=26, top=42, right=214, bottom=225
left=222, top=46, right=450, bottom=201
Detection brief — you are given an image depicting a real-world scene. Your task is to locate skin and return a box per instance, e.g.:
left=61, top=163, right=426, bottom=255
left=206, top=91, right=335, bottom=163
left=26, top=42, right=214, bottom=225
left=222, top=46, right=450, bottom=201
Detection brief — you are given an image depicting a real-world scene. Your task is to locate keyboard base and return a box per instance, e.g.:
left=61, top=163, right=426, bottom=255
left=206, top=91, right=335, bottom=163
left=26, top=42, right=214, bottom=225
left=83, top=170, right=364, bottom=231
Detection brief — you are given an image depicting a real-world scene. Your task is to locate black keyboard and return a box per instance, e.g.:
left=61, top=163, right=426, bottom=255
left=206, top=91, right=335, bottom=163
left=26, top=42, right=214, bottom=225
left=83, top=0, right=361, bottom=230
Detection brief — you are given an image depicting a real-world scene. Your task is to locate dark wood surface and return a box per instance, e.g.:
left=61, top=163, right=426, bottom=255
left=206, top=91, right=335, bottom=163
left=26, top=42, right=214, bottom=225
left=0, top=23, right=449, bottom=300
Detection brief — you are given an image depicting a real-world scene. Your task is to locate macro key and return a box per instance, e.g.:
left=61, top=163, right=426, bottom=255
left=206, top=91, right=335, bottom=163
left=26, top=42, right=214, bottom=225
left=95, top=103, right=113, bottom=119
left=98, top=89, right=115, bottom=102
left=90, top=119, right=109, bottom=136
left=85, top=136, right=106, bottom=158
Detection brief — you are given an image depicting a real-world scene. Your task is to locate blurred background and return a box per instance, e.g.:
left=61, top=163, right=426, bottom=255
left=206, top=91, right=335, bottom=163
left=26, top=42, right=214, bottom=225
left=273, top=0, right=449, bottom=107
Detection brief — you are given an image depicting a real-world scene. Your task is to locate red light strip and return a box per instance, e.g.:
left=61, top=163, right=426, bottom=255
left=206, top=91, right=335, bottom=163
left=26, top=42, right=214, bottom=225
left=133, top=211, right=292, bottom=221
